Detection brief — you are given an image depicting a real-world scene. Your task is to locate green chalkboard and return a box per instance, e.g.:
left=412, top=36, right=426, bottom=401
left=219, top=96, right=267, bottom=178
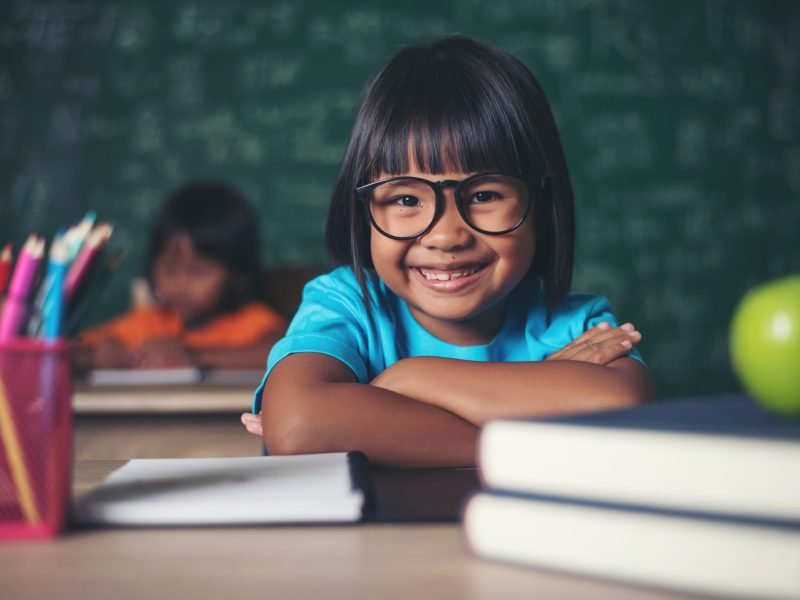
left=1, top=0, right=799, bottom=398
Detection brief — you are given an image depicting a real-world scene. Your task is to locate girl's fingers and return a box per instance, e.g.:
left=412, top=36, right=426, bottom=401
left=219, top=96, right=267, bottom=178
left=548, top=322, right=613, bottom=361
left=570, top=321, right=612, bottom=345
left=548, top=323, right=642, bottom=365
left=569, top=328, right=642, bottom=365
left=583, top=322, right=641, bottom=348
left=240, top=413, right=263, bottom=434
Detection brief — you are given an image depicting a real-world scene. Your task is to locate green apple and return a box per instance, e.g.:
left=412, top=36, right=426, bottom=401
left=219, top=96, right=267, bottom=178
left=730, top=274, right=800, bottom=416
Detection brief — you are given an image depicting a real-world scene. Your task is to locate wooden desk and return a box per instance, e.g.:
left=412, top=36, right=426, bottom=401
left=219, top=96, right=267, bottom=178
left=0, top=461, right=696, bottom=600
left=73, top=383, right=262, bottom=460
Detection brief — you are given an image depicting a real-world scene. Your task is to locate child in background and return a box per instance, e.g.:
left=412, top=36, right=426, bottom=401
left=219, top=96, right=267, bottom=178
left=241, top=36, right=654, bottom=467
left=76, top=181, right=286, bottom=370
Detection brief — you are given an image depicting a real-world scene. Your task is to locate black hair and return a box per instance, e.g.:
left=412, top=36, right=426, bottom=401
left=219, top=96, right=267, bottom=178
left=145, top=180, right=266, bottom=312
left=324, top=35, right=575, bottom=311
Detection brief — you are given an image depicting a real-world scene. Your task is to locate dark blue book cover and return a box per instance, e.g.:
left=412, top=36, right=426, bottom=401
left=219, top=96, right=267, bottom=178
left=540, top=394, right=800, bottom=440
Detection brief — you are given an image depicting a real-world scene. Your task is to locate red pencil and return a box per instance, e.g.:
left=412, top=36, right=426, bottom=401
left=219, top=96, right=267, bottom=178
left=64, top=223, right=113, bottom=303
left=0, top=243, right=12, bottom=295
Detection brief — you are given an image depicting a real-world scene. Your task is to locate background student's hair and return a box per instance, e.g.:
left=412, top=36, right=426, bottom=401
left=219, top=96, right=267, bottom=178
left=145, top=180, right=267, bottom=310
left=325, top=35, right=576, bottom=311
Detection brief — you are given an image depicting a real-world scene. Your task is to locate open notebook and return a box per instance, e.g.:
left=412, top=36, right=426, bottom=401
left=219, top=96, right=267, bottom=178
left=73, top=453, right=371, bottom=526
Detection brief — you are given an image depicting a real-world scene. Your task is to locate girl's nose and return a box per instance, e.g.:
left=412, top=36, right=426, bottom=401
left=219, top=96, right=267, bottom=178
left=418, top=194, right=474, bottom=251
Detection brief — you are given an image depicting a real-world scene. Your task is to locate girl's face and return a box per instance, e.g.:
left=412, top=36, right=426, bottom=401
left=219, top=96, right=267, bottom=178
left=152, top=233, right=230, bottom=327
left=369, top=165, right=536, bottom=346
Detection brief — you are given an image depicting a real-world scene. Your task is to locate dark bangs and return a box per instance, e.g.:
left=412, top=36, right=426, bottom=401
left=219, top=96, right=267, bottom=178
left=361, top=40, right=549, bottom=180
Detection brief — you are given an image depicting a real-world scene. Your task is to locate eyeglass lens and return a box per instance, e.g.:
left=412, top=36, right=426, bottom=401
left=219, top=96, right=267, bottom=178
left=367, top=174, right=530, bottom=238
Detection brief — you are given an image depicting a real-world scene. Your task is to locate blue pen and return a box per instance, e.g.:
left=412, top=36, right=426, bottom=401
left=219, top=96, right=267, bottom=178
left=42, top=235, right=69, bottom=340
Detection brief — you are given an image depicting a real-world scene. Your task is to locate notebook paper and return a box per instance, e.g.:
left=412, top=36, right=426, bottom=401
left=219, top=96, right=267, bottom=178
left=73, top=453, right=367, bottom=526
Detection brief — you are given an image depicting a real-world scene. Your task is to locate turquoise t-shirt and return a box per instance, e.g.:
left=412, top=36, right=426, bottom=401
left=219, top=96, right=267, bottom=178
left=252, top=266, right=643, bottom=412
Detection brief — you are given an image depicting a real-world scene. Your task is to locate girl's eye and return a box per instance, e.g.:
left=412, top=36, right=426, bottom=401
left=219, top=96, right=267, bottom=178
left=470, top=191, right=500, bottom=204
left=393, top=195, right=421, bottom=207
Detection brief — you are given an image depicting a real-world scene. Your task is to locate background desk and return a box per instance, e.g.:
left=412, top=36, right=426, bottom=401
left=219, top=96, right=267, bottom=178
left=73, top=382, right=262, bottom=460
left=0, top=461, right=700, bottom=600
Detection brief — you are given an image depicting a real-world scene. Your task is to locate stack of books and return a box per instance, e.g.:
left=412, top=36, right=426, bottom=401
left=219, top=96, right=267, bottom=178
left=463, top=395, right=800, bottom=599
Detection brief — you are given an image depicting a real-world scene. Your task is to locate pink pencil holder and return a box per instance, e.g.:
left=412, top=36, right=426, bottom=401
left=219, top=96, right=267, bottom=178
left=0, top=339, right=72, bottom=539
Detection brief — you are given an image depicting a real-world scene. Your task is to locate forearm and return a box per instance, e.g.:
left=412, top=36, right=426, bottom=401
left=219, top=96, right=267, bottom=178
left=377, top=357, right=654, bottom=426
left=261, top=356, right=478, bottom=468
left=70, top=338, right=135, bottom=370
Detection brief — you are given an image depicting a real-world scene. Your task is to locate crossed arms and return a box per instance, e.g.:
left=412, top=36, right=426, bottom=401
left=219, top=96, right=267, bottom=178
left=241, top=321, right=654, bottom=468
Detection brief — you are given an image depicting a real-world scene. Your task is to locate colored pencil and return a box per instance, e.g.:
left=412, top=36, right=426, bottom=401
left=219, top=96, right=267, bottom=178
left=42, top=236, right=69, bottom=340
left=64, top=223, right=113, bottom=303
left=26, top=231, right=66, bottom=337
left=0, top=235, right=45, bottom=341
left=0, top=243, right=12, bottom=295
left=64, top=211, right=97, bottom=262
left=0, top=376, right=41, bottom=524
left=66, top=248, right=123, bottom=336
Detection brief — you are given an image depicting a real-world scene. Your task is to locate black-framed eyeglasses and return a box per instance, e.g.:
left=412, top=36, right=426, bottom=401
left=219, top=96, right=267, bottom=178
left=354, top=172, right=547, bottom=240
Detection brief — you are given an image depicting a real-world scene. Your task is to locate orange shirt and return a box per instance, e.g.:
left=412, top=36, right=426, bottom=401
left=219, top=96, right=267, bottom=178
left=80, top=302, right=286, bottom=350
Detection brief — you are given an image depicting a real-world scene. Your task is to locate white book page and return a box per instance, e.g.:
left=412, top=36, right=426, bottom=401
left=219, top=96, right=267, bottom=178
left=75, top=454, right=365, bottom=525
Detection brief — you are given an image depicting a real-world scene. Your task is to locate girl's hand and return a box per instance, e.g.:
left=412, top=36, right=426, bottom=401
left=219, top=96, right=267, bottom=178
left=135, top=339, right=196, bottom=368
left=546, top=321, right=641, bottom=366
left=241, top=412, right=263, bottom=437
left=91, top=338, right=136, bottom=369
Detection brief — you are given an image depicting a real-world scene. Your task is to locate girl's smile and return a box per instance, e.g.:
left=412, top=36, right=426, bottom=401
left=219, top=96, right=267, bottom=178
left=410, top=262, right=489, bottom=292
left=370, top=166, right=537, bottom=346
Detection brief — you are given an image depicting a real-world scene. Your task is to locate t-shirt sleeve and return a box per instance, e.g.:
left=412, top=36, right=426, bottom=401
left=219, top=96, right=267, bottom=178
left=545, top=294, right=645, bottom=365
left=252, top=270, right=370, bottom=413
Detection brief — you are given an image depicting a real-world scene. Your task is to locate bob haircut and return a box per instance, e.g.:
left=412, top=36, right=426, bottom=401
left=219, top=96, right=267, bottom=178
left=325, top=35, right=575, bottom=311
left=145, top=180, right=266, bottom=311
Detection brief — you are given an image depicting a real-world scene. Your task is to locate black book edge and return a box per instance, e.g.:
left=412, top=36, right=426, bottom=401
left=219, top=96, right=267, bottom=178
left=481, top=488, right=800, bottom=532
left=346, top=451, right=376, bottom=519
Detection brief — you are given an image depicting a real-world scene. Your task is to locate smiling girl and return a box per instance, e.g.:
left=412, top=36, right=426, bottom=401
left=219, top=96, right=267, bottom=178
left=242, top=36, right=654, bottom=467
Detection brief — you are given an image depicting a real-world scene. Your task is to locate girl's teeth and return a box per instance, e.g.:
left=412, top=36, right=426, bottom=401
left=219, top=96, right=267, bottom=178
left=419, top=267, right=480, bottom=280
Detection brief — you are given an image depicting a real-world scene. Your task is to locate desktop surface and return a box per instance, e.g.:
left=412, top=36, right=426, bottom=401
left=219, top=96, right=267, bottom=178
left=59, top=384, right=721, bottom=599
left=0, top=460, right=701, bottom=600
left=72, top=378, right=263, bottom=460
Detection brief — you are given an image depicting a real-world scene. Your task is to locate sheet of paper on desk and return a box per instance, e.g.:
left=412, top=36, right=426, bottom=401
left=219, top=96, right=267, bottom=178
left=73, top=453, right=368, bottom=525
